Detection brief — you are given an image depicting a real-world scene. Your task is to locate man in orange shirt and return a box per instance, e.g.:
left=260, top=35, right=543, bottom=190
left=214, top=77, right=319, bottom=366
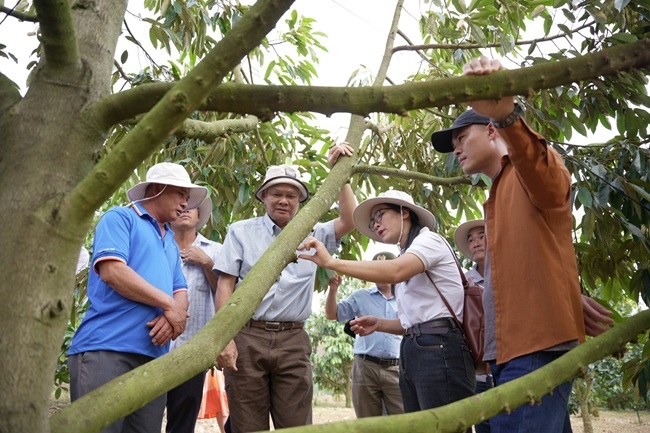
left=432, top=57, right=613, bottom=433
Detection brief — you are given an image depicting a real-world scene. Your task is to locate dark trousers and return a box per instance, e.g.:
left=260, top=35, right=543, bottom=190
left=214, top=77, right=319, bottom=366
left=68, top=351, right=166, bottom=433
left=166, top=370, right=207, bottom=433
left=474, top=378, right=492, bottom=433
left=399, top=328, right=475, bottom=412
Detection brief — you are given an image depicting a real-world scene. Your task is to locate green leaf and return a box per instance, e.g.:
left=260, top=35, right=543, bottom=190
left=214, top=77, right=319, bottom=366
left=120, top=50, right=128, bottom=65
left=610, top=33, right=638, bottom=43
left=577, top=187, right=593, bottom=209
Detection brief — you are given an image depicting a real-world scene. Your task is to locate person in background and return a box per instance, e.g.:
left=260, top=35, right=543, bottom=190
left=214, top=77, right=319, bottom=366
left=325, top=251, right=404, bottom=418
left=213, top=143, right=357, bottom=433
left=166, top=196, right=222, bottom=433
left=298, top=189, right=475, bottom=415
left=68, top=162, right=207, bottom=433
left=454, top=219, right=491, bottom=433
left=431, top=56, right=614, bottom=432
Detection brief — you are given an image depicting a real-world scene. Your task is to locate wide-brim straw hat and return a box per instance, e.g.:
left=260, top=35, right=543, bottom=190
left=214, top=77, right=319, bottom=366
left=353, top=190, right=436, bottom=242
left=255, top=164, right=309, bottom=203
left=127, top=162, right=208, bottom=210
left=195, top=195, right=213, bottom=230
left=453, top=219, right=485, bottom=259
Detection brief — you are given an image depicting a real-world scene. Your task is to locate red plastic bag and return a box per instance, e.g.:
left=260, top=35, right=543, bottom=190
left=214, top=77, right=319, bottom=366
left=198, top=369, right=229, bottom=419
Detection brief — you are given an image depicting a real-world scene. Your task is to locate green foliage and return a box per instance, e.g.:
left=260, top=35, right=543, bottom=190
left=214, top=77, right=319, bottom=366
left=306, top=277, right=363, bottom=400
left=592, top=338, right=650, bottom=408
left=44, top=0, right=650, bottom=402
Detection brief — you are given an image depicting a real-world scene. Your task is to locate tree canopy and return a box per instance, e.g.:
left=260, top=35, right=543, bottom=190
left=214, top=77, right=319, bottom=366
left=0, top=0, right=649, bottom=432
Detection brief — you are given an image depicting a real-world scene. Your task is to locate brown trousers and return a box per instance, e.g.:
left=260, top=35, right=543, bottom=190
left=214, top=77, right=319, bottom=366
left=224, top=325, right=312, bottom=433
left=351, top=355, right=404, bottom=417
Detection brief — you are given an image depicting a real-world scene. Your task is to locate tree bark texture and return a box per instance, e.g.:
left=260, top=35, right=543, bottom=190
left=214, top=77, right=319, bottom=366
left=0, top=1, right=127, bottom=431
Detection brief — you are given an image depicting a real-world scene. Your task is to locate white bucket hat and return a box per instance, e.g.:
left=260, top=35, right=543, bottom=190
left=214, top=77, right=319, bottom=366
left=453, top=219, right=485, bottom=259
left=196, top=195, right=213, bottom=229
left=353, top=190, right=436, bottom=242
left=254, top=164, right=309, bottom=203
left=127, top=162, right=208, bottom=210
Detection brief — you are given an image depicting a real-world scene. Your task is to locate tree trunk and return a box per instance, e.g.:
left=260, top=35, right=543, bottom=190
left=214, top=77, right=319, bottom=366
left=0, top=1, right=126, bottom=431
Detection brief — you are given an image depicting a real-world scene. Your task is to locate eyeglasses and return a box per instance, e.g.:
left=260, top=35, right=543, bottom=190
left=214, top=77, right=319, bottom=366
left=368, top=208, right=393, bottom=232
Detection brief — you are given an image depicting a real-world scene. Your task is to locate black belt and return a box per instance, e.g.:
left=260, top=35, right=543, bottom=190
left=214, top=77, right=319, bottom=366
left=248, top=320, right=304, bottom=331
left=405, top=318, right=456, bottom=336
left=358, top=354, right=399, bottom=367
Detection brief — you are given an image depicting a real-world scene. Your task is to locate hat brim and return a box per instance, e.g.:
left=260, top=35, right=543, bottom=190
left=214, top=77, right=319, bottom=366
left=430, top=110, right=492, bottom=153
left=255, top=177, right=309, bottom=203
left=430, top=128, right=456, bottom=153
left=127, top=181, right=208, bottom=210
left=453, top=219, right=485, bottom=260
left=353, top=196, right=436, bottom=243
left=196, top=195, right=213, bottom=229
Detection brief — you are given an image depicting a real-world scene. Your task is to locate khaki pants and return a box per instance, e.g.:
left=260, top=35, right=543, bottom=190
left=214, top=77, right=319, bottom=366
left=225, top=325, right=312, bottom=433
left=351, top=355, right=404, bottom=417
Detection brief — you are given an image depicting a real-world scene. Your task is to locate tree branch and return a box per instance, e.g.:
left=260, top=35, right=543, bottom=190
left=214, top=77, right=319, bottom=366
left=173, top=115, right=259, bottom=141
left=93, top=39, right=650, bottom=127
left=113, top=60, right=132, bottom=84
left=33, top=0, right=79, bottom=70
left=66, top=0, right=297, bottom=235
left=354, top=164, right=473, bottom=186
left=0, top=5, right=38, bottom=22
left=392, top=22, right=596, bottom=53
left=50, top=289, right=650, bottom=433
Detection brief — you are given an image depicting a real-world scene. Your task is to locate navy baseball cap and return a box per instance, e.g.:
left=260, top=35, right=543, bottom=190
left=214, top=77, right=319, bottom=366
left=430, top=109, right=491, bottom=153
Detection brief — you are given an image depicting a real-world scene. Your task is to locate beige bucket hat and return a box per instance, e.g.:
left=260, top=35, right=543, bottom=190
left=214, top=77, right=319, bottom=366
left=453, top=219, right=485, bottom=259
left=127, top=162, right=208, bottom=210
left=254, top=164, right=309, bottom=203
left=353, top=190, right=436, bottom=242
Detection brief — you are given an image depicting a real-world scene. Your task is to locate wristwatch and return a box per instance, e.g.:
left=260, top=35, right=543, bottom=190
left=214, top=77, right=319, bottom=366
left=491, top=103, right=524, bottom=129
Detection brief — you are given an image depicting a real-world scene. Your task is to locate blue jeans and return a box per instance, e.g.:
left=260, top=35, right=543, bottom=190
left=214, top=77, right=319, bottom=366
left=489, top=351, right=573, bottom=433
left=399, top=327, right=475, bottom=412
left=474, top=377, right=493, bottom=433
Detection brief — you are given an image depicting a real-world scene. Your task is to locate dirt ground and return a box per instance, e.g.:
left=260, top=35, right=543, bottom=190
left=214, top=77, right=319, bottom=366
left=52, top=393, right=650, bottom=432
left=193, top=395, right=650, bottom=432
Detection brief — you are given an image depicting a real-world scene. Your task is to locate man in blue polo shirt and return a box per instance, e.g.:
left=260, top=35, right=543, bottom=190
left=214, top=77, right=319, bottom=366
left=325, top=252, right=404, bottom=418
left=68, top=162, right=208, bottom=433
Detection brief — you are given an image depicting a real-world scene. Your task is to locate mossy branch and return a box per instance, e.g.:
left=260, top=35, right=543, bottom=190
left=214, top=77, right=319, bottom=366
left=94, top=38, right=650, bottom=126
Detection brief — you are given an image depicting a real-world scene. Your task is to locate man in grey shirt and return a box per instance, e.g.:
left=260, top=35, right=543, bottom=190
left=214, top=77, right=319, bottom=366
left=213, top=143, right=356, bottom=433
left=166, top=196, right=222, bottom=433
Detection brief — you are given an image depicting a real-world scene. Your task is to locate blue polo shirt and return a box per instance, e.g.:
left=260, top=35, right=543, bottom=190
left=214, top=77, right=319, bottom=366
left=336, top=287, right=401, bottom=359
left=68, top=203, right=187, bottom=359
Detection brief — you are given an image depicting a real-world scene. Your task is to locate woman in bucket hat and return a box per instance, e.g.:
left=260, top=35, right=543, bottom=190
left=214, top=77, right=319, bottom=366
left=299, top=189, right=474, bottom=414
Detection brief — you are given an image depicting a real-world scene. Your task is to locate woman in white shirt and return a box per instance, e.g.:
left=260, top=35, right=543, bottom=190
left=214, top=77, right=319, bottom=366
left=299, top=190, right=474, bottom=413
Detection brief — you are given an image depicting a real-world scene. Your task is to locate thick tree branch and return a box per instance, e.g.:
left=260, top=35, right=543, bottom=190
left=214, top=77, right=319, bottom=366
left=0, top=5, right=38, bottom=22
left=173, top=115, right=259, bottom=141
left=66, top=0, right=297, bottom=233
left=94, top=39, right=650, bottom=127
left=50, top=288, right=650, bottom=433
left=392, top=22, right=596, bottom=53
left=0, top=72, right=22, bottom=114
left=33, top=0, right=79, bottom=70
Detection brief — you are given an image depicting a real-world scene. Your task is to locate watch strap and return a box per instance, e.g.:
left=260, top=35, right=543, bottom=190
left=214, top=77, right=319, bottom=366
left=491, top=103, right=524, bottom=129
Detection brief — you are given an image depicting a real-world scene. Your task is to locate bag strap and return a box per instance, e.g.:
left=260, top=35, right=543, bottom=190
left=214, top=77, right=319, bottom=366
left=423, top=236, right=471, bottom=328
left=440, top=238, right=470, bottom=287
left=424, top=270, right=463, bottom=330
